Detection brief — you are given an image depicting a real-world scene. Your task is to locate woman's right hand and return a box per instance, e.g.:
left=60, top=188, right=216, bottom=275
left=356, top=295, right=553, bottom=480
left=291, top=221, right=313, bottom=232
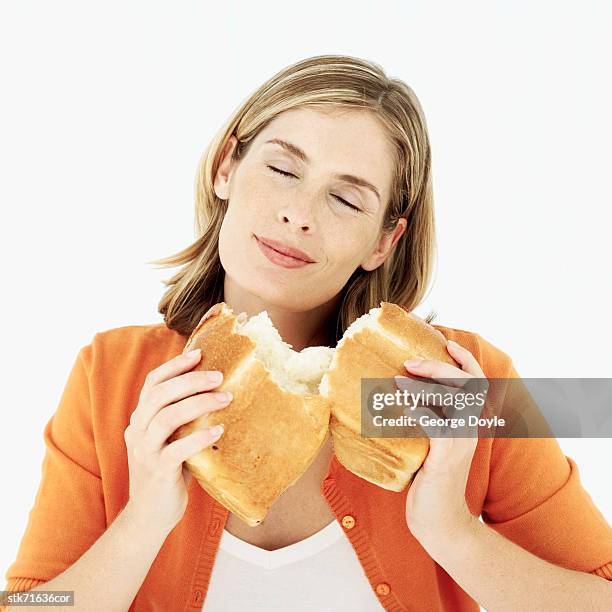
left=123, top=348, right=232, bottom=535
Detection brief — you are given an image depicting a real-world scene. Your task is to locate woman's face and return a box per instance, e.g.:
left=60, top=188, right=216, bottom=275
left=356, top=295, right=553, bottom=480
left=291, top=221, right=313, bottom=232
left=214, top=106, right=406, bottom=311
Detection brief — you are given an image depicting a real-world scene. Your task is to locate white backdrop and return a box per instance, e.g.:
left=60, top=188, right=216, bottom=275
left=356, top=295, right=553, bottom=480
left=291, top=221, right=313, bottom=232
left=1, top=0, right=610, bottom=604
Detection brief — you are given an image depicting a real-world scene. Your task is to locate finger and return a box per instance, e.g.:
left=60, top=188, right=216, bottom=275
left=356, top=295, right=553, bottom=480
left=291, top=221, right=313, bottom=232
left=160, top=425, right=225, bottom=472
left=411, top=404, right=481, bottom=443
left=402, top=345, right=489, bottom=398
left=143, top=391, right=232, bottom=452
left=403, top=359, right=473, bottom=388
left=132, top=369, right=225, bottom=432
left=395, top=375, right=490, bottom=421
left=445, top=340, right=487, bottom=380
left=145, top=348, right=203, bottom=388
left=408, top=406, right=454, bottom=439
left=401, top=401, right=448, bottom=423
left=394, top=375, right=463, bottom=409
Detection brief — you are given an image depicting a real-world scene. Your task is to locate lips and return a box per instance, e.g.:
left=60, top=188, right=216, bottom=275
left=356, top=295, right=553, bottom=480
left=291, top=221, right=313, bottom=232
left=254, top=235, right=315, bottom=263
left=255, top=237, right=314, bottom=269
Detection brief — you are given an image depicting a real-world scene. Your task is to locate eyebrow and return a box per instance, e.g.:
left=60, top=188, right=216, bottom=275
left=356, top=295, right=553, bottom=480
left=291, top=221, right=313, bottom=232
left=263, top=138, right=382, bottom=204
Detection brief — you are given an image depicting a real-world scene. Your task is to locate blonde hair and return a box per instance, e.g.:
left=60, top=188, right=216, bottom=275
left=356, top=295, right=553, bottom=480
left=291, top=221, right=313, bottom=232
left=148, top=54, right=438, bottom=345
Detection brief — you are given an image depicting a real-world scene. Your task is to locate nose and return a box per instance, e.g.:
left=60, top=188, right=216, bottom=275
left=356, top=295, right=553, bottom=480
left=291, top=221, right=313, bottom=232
left=277, top=197, right=315, bottom=233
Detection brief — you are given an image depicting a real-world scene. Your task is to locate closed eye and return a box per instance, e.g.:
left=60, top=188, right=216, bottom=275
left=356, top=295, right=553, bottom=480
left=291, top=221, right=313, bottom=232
left=266, top=165, right=361, bottom=212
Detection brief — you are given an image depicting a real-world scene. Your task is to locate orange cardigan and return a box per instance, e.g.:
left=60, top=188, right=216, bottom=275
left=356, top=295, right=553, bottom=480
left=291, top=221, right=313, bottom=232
left=3, top=321, right=612, bottom=611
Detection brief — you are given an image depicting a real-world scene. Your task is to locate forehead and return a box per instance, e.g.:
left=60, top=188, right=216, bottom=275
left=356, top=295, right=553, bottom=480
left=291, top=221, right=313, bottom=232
left=254, top=107, right=395, bottom=199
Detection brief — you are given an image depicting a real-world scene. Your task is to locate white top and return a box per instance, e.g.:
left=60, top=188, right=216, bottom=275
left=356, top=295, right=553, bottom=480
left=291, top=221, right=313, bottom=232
left=203, top=519, right=385, bottom=611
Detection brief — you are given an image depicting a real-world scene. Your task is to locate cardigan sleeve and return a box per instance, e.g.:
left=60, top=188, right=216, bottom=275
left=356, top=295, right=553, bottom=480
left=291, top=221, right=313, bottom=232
left=481, top=365, right=612, bottom=581
left=1, top=344, right=108, bottom=606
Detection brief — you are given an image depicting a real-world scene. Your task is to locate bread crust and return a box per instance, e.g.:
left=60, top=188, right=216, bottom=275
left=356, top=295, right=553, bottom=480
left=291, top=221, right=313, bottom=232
left=168, top=302, right=331, bottom=526
left=323, top=302, right=459, bottom=492
left=170, top=301, right=459, bottom=524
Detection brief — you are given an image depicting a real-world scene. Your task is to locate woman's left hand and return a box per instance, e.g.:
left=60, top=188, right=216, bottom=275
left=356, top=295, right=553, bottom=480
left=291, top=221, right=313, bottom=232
left=394, top=339, right=488, bottom=548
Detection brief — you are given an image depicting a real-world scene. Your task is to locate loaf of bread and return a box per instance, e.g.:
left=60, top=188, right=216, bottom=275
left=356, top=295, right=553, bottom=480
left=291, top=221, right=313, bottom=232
left=168, top=302, right=334, bottom=526
left=169, top=301, right=458, bottom=525
left=319, top=301, right=458, bottom=492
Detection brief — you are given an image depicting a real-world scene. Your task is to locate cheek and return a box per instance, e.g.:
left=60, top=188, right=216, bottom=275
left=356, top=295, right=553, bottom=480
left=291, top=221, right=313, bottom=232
left=217, top=215, right=232, bottom=261
left=221, top=194, right=258, bottom=236
left=219, top=207, right=247, bottom=252
left=323, top=230, right=371, bottom=267
left=235, top=169, right=273, bottom=204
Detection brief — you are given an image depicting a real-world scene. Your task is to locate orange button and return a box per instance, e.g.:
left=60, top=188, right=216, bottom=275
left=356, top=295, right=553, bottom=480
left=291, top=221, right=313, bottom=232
left=375, top=582, right=391, bottom=596
left=341, top=514, right=355, bottom=529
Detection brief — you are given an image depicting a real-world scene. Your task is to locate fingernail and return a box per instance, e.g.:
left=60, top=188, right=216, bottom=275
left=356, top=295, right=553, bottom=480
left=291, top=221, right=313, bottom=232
left=447, top=340, right=459, bottom=347
left=213, top=391, right=232, bottom=403
left=394, top=375, right=410, bottom=388
left=207, top=371, right=223, bottom=382
left=187, top=348, right=201, bottom=358
left=210, top=424, right=224, bottom=437
left=404, top=359, right=422, bottom=368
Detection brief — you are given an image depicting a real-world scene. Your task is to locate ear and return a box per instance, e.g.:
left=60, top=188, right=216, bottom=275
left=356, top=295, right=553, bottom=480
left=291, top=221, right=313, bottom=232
left=213, top=135, right=239, bottom=200
left=361, top=217, right=407, bottom=272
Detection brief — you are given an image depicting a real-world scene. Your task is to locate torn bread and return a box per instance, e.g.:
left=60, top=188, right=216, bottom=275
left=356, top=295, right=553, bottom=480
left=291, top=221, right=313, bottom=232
left=169, top=300, right=458, bottom=526
left=168, top=302, right=334, bottom=527
left=318, top=301, right=459, bottom=492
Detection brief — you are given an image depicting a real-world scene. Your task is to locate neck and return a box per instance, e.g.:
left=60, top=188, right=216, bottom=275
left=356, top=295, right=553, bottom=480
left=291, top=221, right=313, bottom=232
left=223, top=281, right=340, bottom=352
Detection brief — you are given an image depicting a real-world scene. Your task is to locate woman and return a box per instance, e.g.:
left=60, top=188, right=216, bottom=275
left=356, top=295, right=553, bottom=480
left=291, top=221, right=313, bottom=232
left=3, top=55, right=611, bottom=611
